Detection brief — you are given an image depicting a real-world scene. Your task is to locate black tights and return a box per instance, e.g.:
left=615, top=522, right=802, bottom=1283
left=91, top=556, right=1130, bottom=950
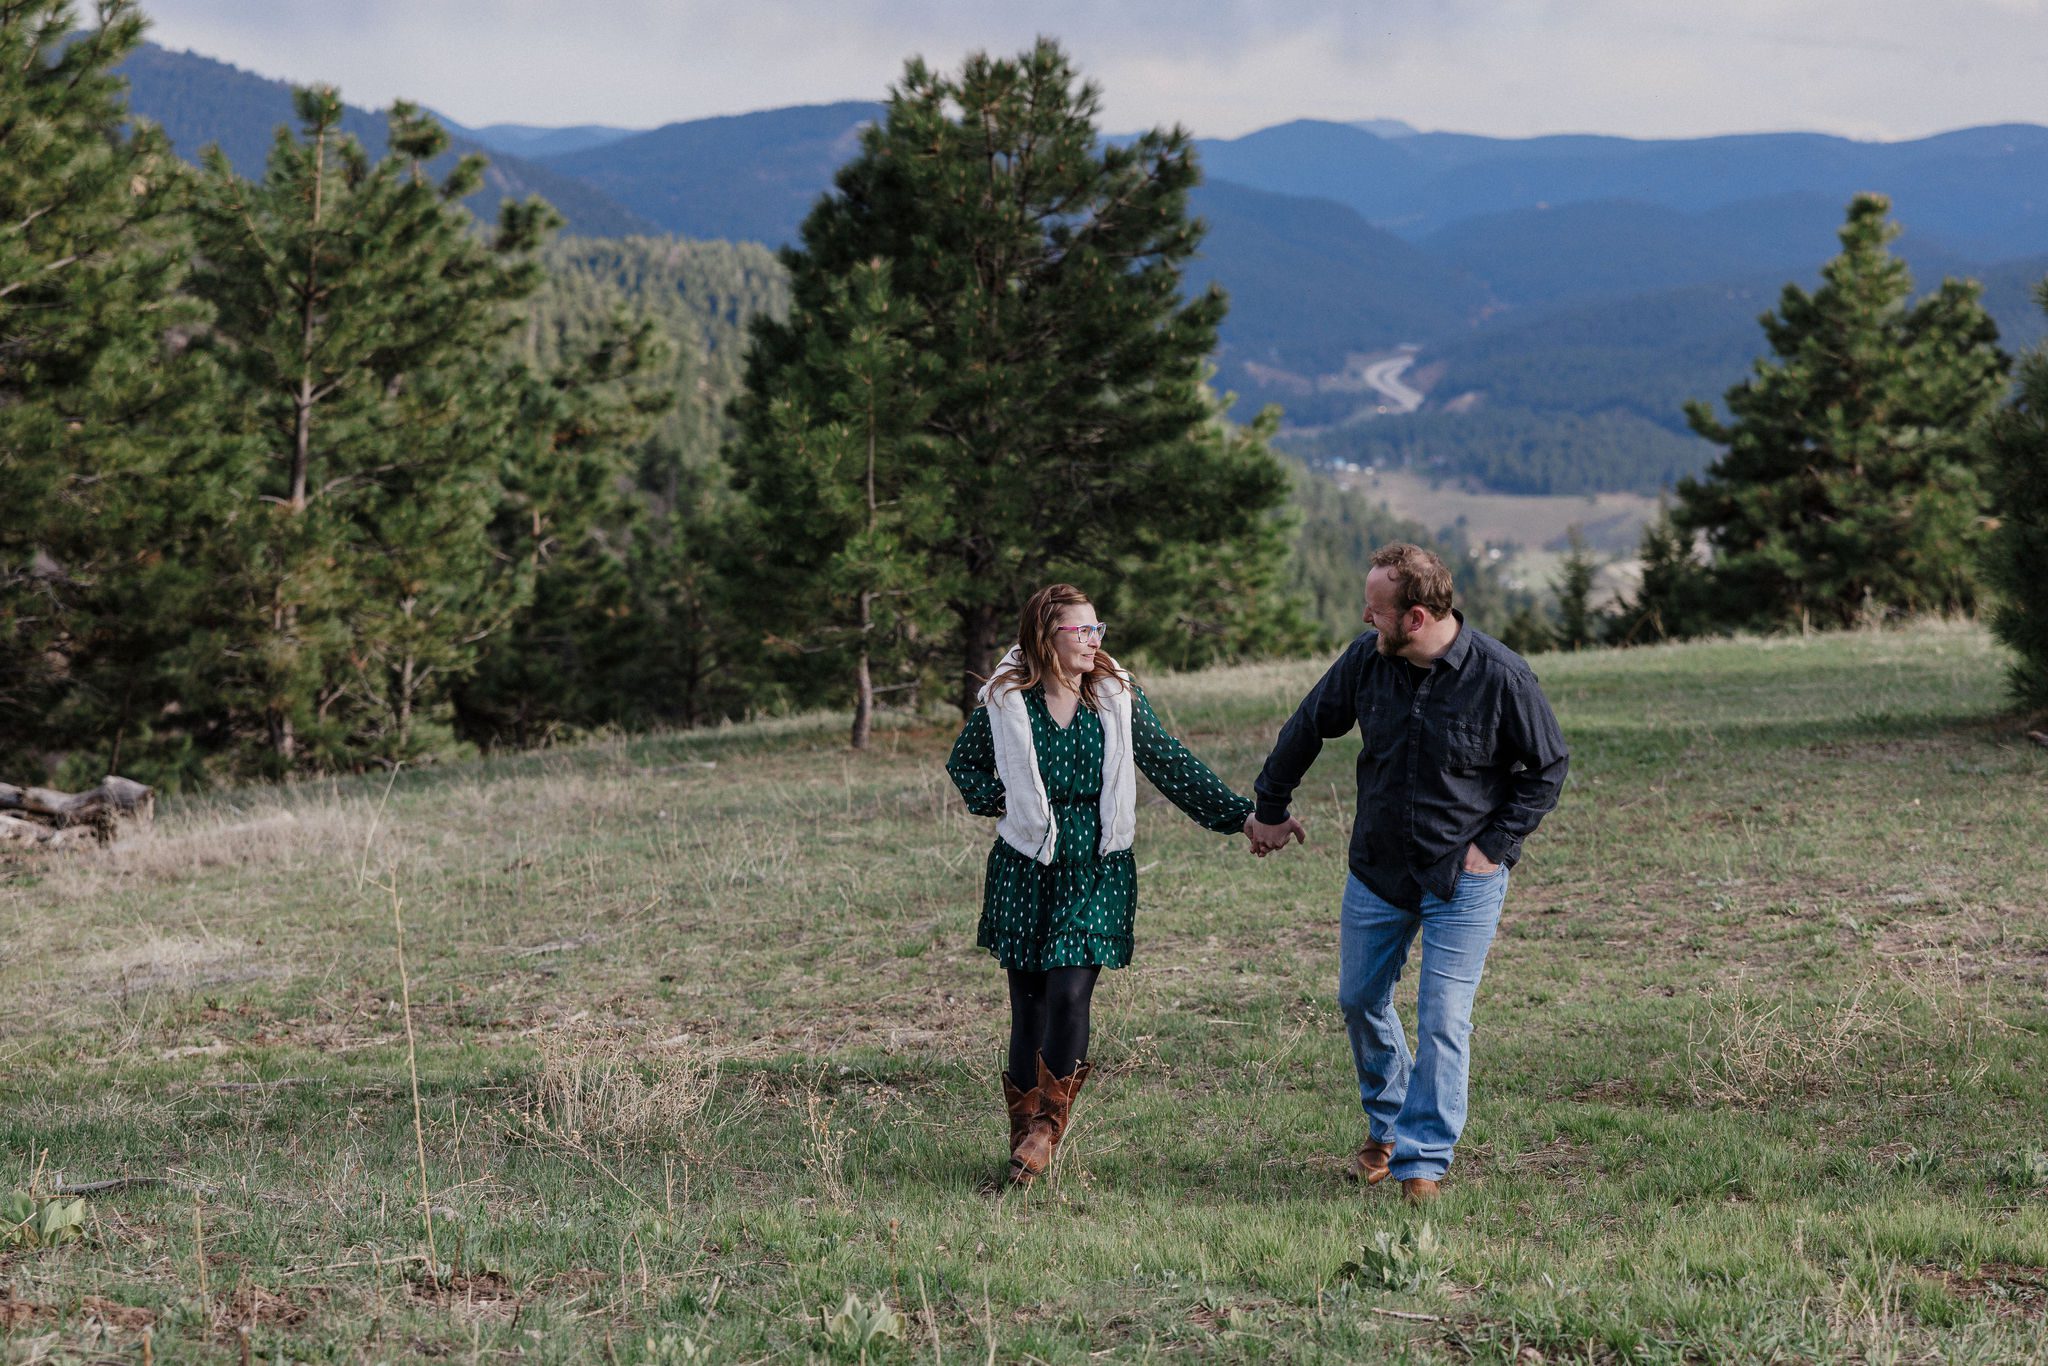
left=1006, top=966, right=1100, bottom=1084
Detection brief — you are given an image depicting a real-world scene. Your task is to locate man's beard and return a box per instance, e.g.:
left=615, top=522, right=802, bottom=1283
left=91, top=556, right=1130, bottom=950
left=1374, top=615, right=1411, bottom=656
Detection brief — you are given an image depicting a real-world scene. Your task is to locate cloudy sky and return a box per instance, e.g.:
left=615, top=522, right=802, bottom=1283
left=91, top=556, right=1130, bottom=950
left=141, top=0, right=2048, bottom=142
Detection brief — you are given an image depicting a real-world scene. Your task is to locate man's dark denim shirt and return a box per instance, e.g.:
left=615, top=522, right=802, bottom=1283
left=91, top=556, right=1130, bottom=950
left=1254, top=613, right=1569, bottom=911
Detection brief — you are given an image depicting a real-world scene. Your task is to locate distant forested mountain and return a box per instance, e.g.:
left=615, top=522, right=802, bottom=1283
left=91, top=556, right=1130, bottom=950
left=117, top=43, right=656, bottom=236
left=112, top=42, right=2048, bottom=497
left=1976, top=254, right=2048, bottom=353
left=537, top=102, right=885, bottom=245
left=1185, top=180, right=1493, bottom=376
left=529, top=234, right=791, bottom=472
left=1427, top=277, right=1788, bottom=427
left=1194, top=120, right=2048, bottom=258
left=1285, top=409, right=1713, bottom=497
left=428, top=114, right=639, bottom=159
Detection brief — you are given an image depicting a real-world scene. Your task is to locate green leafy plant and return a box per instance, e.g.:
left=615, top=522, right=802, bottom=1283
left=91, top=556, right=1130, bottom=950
left=1, top=1192, right=88, bottom=1249
left=1994, top=1148, right=2048, bottom=1191
left=1338, top=1222, right=1447, bottom=1294
left=644, top=1329, right=716, bottom=1364
left=820, top=1290, right=904, bottom=1358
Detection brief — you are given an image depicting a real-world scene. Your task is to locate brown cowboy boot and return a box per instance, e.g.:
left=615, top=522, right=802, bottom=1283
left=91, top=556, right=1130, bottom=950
left=1002, top=1071, right=1042, bottom=1180
left=1347, top=1135, right=1395, bottom=1185
left=1401, top=1176, right=1441, bottom=1205
left=1009, top=1055, right=1092, bottom=1184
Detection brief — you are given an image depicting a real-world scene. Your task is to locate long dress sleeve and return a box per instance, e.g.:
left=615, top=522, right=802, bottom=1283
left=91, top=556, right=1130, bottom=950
left=946, top=706, right=1007, bottom=817
left=1130, top=687, right=1255, bottom=833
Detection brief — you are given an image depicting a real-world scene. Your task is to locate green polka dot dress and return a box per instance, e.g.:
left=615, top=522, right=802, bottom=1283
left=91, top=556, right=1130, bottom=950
left=946, top=684, right=1254, bottom=971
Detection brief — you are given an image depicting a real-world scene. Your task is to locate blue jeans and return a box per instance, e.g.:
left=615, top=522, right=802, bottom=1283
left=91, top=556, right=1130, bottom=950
left=1338, top=866, right=1509, bottom=1182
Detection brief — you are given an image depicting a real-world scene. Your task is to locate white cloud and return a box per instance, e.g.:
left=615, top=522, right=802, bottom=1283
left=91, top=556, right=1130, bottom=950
left=138, top=0, right=2048, bottom=140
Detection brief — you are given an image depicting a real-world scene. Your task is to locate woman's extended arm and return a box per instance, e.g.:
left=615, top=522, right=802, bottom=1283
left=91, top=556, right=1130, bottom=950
left=946, top=706, right=1007, bottom=817
left=1130, top=687, right=1254, bottom=833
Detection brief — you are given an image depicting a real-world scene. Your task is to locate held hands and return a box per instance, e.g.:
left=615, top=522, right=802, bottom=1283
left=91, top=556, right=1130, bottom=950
left=1243, top=813, right=1307, bottom=858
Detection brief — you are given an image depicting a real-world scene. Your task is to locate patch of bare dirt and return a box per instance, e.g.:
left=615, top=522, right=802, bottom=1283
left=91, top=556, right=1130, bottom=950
left=217, top=1283, right=318, bottom=1328
left=1515, top=1137, right=1596, bottom=1180
left=1570, top=1077, right=1640, bottom=1104
left=1877, top=901, right=2048, bottom=989
left=407, top=1270, right=518, bottom=1320
left=80, top=1296, right=156, bottom=1331
left=0, top=1292, right=53, bottom=1328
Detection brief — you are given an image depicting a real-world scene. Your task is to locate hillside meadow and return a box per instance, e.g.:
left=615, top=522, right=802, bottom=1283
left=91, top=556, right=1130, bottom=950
left=3, top=622, right=2045, bottom=1363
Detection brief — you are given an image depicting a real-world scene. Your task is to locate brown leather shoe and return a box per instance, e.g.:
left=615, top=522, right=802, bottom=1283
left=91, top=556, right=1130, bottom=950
left=1401, top=1177, right=1441, bottom=1204
left=1002, top=1072, right=1039, bottom=1178
left=1009, top=1056, right=1092, bottom=1184
left=1347, top=1136, right=1396, bottom=1185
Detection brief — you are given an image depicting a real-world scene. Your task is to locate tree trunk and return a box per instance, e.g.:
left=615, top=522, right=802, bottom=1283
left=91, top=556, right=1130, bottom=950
left=851, top=650, right=873, bottom=751
left=289, top=119, right=328, bottom=513
left=850, top=589, right=874, bottom=750
left=959, top=599, right=1003, bottom=718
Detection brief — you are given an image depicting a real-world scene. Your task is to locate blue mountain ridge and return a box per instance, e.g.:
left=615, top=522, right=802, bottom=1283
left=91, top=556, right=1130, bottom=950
left=113, top=43, right=2048, bottom=481
left=117, top=43, right=659, bottom=237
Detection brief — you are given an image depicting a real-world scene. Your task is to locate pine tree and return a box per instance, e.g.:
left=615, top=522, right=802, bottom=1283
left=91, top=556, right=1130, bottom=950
left=487, top=235, right=771, bottom=736
left=1676, top=194, right=2008, bottom=630
left=454, top=310, right=676, bottom=745
left=732, top=41, right=1298, bottom=717
left=0, top=0, right=223, bottom=782
left=1606, top=499, right=1712, bottom=646
left=1551, top=527, right=1602, bottom=650
left=1979, top=279, right=2048, bottom=715
left=185, top=90, right=565, bottom=770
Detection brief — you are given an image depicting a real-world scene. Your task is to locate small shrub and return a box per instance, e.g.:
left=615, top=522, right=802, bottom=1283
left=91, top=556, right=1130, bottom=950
left=1, top=1192, right=87, bottom=1249
left=819, top=1290, right=903, bottom=1358
left=1337, top=1222, right=1446, bottom=1294
left=1686, top=981, right=1901, bottom=1106
left=803, top=1090, right=852, bottom=1207
left=1992, top=1148, right=2048, bottom=1192
left=514, top=1028, right=720, bottom=1152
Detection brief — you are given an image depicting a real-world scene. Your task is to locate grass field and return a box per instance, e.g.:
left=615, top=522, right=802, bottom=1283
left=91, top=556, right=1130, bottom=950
left=4, top=622, right=2046, bottom=1363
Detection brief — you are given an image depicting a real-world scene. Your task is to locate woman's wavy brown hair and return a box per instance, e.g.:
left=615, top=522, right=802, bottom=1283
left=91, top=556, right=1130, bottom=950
left=989, top=583, right=1127, bottom=710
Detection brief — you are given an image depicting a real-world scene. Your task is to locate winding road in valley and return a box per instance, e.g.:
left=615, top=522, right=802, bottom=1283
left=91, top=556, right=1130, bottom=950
left=1361, top=353, right=1425, bottom=414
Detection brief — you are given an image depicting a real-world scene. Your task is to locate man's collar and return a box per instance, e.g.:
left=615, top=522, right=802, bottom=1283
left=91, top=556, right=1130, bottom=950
left=1433, top=609, right=1472, bottom=670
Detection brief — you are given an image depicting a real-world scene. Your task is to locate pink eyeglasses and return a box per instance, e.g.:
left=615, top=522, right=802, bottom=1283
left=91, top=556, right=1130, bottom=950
left=1055, top=624, right=1109, bottom=641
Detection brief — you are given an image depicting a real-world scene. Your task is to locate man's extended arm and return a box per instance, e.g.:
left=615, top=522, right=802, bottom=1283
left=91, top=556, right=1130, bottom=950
left=1253, top=637, right=1368, bottom=824
left=1472, top=672, right=1570, bottom=866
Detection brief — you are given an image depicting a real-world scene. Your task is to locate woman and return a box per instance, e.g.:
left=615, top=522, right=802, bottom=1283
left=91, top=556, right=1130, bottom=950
left=946, top=584, right=1256, bottom=1185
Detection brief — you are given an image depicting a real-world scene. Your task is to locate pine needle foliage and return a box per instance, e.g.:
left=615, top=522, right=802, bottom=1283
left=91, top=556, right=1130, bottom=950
left=0, top=0, right=220, bottom=779
left=731, top=40, right=1307, bottom=719
left=1676, top=195, right=2008, bottom=631
left=1978, top=278, right=2048, bottom=715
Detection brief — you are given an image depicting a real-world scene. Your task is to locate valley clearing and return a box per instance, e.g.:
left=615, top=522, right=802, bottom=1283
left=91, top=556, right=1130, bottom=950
left=1337, top=467, right=1661, bottom=603
left=3, top=622, right=2045, bottom=1362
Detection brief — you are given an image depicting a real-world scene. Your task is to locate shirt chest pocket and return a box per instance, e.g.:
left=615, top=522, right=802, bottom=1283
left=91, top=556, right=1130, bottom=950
left=1434, top=719, right=1496, bottom=772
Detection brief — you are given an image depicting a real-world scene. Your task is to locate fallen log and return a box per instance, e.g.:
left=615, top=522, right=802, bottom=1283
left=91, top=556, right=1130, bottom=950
left=0, top=776, right=154, bottom=846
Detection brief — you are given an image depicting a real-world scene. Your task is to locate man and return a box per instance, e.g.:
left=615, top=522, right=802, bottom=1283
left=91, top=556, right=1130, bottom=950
left=1246, top=543, right=1568, bottom=1203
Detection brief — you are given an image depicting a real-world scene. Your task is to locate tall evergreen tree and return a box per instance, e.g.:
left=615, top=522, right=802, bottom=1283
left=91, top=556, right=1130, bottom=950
left=1676, top=194, right=2008, bottom=630
left=732, top=41, right=1298, bottom=717
left=497, top=236, right=778, bottom=735
left=454, top=309, right=676, bottom=746
left=732, top=261, right=943, bottom=748
left=184, top=89, right=565, bottom=770
left=1979, top=278, right=2048, bottom=714
left=1605, top=499, right=1712, bottom=646
left=0, top=0, right=223, bottom=782
left=1551, top=527, right=1602, bottom=650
